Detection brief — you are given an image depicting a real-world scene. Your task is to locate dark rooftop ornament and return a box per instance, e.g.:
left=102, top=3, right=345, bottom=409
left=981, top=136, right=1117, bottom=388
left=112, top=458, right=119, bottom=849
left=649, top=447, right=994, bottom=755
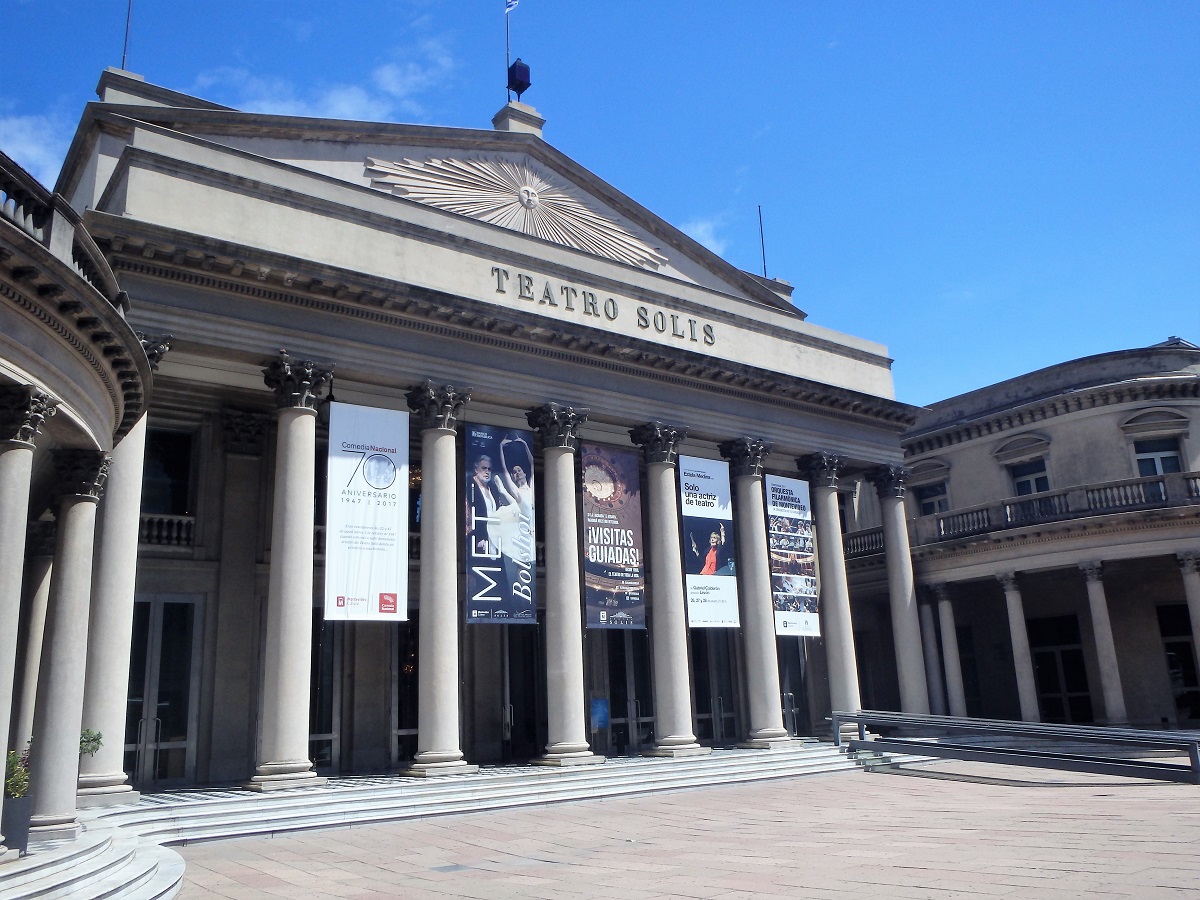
left=507, top=59, right=531, bottom=101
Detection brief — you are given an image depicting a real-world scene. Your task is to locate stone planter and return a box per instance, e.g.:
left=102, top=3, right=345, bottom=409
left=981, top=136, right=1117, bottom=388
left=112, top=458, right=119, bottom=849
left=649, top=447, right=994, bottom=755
left=2, top=795, right=33, bottom=856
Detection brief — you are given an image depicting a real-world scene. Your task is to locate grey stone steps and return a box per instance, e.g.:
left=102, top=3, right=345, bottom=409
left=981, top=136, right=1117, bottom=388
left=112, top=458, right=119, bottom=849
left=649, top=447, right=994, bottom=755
left=0, top=829, right=179, bottom=900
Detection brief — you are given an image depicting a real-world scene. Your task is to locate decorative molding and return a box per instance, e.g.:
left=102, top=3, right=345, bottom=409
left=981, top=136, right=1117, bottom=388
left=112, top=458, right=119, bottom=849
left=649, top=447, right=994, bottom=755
left=1080, top=561, right=1104, bottom=583
left=262, top=350, right=333, bottom=410
left=997, top=572, right=1019, bottom=593
left=137, top=332, right=173, bottom=370
left=1177, top=553, right=1199, bottom=577
left=0, top=386, right=59, bottom=445
left=52, top=449, right=110, bottom=501
left=526, top=402, right=589, bottom=451
left=405, top=380, right=470, bottom=432
left=629, top=421, right=687, bottom=465
left=796, top=451, right=844, bottom=489
left=868, top=464, right=911, bottom=500
left=364, top=156, right=668, bottom=270
left=221, top=410, right=270, bottom=456
left=718, top=437, right=772, bottom=478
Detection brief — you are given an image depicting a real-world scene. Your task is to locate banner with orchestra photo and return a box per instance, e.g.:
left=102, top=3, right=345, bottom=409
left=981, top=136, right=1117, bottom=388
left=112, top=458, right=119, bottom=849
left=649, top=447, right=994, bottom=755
left=765, top=474, right=819, bottom=636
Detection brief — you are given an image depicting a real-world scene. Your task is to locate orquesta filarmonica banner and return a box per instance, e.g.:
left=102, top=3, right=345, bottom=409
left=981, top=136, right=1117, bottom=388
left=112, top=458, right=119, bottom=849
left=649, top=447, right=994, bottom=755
left=678, top=455, right=740, bottom=627
left=324, top=402, right=410, bottom=620
left=465, top=423, right=537, bottom=623
left=580, top=442, right=645, bottom=628
left=764, top=474, right=820, bottom=635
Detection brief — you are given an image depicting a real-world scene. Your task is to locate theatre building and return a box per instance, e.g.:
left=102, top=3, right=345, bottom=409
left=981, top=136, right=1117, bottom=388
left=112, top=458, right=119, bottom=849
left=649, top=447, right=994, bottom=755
left=2, top=68, right=928, bottom=840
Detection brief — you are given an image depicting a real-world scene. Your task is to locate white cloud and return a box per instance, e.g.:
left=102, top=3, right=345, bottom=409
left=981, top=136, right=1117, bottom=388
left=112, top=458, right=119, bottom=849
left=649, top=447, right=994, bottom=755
left=681, top=216, right=730, bottom=257
left=0, top=112, right=72, bottom=189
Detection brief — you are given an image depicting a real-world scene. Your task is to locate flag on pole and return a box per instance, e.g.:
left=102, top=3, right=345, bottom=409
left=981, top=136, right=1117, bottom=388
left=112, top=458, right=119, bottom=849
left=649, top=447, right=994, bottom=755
left=506, top=0, right=518, bottom=12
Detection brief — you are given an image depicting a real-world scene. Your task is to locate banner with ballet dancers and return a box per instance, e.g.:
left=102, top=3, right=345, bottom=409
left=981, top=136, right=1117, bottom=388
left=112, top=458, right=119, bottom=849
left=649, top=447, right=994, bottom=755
left=764, top=474, right=820, bottom=636
left=580, top=442, right=646, bottom=629
left=678, top=455, right=740, bottom=628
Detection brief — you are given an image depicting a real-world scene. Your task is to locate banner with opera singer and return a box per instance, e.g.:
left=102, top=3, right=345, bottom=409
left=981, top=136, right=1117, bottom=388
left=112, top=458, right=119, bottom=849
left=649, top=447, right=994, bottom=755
left=324, top=401, right=409, bottom=621
left=765, top=474, right=819, bottom=636
left=465, top=423, right=537, bottom=624
left=580, top=442, right=645, bottom=629
left=678, top=455, right=740, bottom=628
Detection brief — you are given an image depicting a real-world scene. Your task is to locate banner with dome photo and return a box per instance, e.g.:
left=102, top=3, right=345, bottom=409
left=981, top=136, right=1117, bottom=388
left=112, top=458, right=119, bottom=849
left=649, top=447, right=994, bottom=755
left=765, top=474, right=819, bottom=636
left=324, top=402, right=409, bottom=621
left=580, top=442, right=645, bottom=629
left=678, top=455, right=740, bottom=628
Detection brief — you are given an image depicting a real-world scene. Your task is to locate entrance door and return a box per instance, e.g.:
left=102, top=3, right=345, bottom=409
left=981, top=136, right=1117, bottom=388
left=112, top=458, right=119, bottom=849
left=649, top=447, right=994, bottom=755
left=125, top=594, right=202, bottom=789
left=605, top=629, right=655, bottom=755
left=392, top=615, right=419, bottom=766
left=1028, top=615, right=1093, bottom=723
left=690, top=629, right=738, bottom=746
left=777, top=636, right=811, bottom=736
left=502, top=623, right=544, bottom=762
left=309, top=611, right=343, bottom=772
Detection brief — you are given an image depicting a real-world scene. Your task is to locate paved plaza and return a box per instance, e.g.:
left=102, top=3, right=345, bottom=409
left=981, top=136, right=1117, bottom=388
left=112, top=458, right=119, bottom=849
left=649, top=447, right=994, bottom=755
left=174, top=762, right=1200, bottom=898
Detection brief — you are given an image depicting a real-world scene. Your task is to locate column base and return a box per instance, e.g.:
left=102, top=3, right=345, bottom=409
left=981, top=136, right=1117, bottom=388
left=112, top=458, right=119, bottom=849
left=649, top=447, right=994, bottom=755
left=737, top=737, right=796, bottom=750
left=244, top=771, right=328, bottom=792
left=28, top=820, right=82, bottom=842
left=532, top=752, right=605, bottom=767
left=398, top=761, right=479, bottom=778
left=642, top=744, right=712, bottom=759
left=77, top=786, right=141, bottom=808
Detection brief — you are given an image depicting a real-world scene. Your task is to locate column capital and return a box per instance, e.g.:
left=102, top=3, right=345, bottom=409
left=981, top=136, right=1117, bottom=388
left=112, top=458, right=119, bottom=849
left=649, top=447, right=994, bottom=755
left=25, top=519, right=57, bottom=557
left=796, top=451, right=844, bottom=488
left=0, top=385, right=59, bottom=445
left=406, top=380, right=471, bottom=432
left=52, top=449, right=110, bottom=502
left=1178, top=552, right=1200, bottom=576
left=718, top=437, right=772, bottom=478
left=925, top=582, right=951, bottom=603
left=1080, top=561, right=1104, bottom=583
left=868, top=464, right=912, bottom=500
left=527, top=402, right=589, bottom=451
left=997, top=571, right=1020, bottom=593
left=629, top=420, right=687, bottom=465
left=262, top=350, right=333, bottom=410
left=136, top=332, right=173, bottom=370
left=222, top=409, right=271, bottom=456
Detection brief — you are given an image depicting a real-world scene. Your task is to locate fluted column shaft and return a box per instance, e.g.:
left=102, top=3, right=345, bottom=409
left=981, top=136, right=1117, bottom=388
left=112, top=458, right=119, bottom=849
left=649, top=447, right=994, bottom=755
left=917, top=601, right=947, bottom=715
left=934, top=585, right=967, bottom=717
left=1081, top=562, right=1127, bottom=725
left=720, top=438, right=788, bottom=745
left=29, top=450, right=108, bottom=840
left=998, top=573, right=1040, bottom=722
left=870, top=466, right=929, bottom=714
left=79, top=413, right=149, bottom=805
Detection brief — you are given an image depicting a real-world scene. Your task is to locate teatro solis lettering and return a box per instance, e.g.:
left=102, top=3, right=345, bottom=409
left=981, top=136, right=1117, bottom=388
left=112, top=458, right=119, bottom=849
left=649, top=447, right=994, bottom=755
left=490, top=266, right=716, bottom=346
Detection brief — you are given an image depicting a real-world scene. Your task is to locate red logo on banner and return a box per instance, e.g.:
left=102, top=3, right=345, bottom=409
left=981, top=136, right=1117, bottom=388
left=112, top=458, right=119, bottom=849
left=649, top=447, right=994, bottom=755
left=336, top=596, right=346, bottom=607
left=379, top=593, right=398, bottom=613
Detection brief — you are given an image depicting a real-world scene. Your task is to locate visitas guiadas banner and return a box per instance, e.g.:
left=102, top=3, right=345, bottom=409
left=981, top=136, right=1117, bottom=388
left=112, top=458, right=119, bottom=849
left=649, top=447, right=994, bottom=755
left=678, top=455, right=740, bottom=628
left=465, top=423, right=537, bottom=623
left=764, top=474, right=819, bottom=636
left=324, top=402, right=409, bottom=621
left=580, top=442, right=645, bottom=629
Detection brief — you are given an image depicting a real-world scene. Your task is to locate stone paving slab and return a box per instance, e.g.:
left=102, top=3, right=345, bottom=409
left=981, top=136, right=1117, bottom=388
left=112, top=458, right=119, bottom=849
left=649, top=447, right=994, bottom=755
left=176, top=761, right=1200, bottom=898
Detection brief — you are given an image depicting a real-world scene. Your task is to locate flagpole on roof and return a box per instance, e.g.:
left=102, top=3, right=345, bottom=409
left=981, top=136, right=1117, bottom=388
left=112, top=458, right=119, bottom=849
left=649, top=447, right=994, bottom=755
left=505, top=0, right=517, bottom=102
left=121, top=0, right=134, bottom=69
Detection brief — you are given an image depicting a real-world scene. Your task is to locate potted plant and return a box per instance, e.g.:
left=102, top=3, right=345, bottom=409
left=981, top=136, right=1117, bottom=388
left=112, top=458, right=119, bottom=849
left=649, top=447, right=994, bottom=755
left=3, top=748, right=32, bottom=856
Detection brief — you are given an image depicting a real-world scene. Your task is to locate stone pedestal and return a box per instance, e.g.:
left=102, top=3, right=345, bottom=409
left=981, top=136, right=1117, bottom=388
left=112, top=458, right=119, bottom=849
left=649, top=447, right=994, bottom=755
left=401, top=382, right=478, bottom=776
left=998, top=573, right=1040, bottom=722
left=1081, top=562, right=1127, bottom=725
left=631, top=422, right=708, bottom=758
left=529, top=404, right=603, bottom=767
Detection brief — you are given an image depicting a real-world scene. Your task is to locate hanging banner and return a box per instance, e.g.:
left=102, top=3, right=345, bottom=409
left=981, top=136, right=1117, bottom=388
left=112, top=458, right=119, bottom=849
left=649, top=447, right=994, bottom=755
left=678, top=455, right=740, bottom=627
left=581, top=442, right=645, bottom=628
left=465, top=423, right=537, bottom=623
left=765, top=474, right=819, bottom=636
left=324, top=402, right=409, bottom=621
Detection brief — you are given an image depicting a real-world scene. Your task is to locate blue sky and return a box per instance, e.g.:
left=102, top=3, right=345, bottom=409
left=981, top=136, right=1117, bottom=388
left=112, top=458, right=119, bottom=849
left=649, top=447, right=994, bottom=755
left=3, top=1, right=1197, bottom=407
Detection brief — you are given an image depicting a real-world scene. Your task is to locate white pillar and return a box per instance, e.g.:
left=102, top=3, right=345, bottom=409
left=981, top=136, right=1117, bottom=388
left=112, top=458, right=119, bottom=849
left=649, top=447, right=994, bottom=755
left=247, top=352, right=331, bottom=791
left=798, top=452, right=861, bottom=713
left=78, top=412, right=150, bottom=806
left=402, top=382, right=477, bottom=775
left=998, top=572, right=1040, bottom=722
left=869, top=465, right=929, bottom=714
left=529, top=404, right=603, bottom=766
left=630, top=421, right=708, bottom=757
left=1179, top=553, right=1200, bottom=676
left=0, top=387, right=57, bottom=856
left=14, top=529, right=54, bottom=754
left=933, top=584, right=967, bottom=717
left=720, top=437, right=789, bottom=747
left=29, top=450, right=109, bottom=841
left=917, top=600, right=947, bottom=715
left=1080, top=562, right=1127, bottom=725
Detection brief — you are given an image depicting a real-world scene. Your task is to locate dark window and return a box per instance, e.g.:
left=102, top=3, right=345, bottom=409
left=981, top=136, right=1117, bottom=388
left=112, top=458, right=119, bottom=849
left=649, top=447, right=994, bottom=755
left=141, top=430, right=194, bottom=516
left=1157, top=605, right=1200, bottom=721
left=1135, top=438, right=1183, bottom=477
left=1010, top=459, right=1049, bottom=496
left=916, top=483, right=948, bottom=516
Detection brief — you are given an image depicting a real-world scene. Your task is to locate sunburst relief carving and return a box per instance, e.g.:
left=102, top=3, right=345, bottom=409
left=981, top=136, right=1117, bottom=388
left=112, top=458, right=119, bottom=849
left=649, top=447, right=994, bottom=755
left=365, top=156, right=667, bottom=270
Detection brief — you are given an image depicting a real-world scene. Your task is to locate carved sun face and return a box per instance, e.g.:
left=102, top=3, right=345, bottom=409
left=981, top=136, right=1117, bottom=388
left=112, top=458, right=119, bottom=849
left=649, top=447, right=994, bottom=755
left=518, top=186, right=540, bottom=209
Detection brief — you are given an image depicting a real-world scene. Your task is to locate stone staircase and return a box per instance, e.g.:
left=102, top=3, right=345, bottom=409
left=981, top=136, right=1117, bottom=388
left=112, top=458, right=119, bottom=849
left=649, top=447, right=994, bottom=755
left=0, top=740, right=861, bottom=899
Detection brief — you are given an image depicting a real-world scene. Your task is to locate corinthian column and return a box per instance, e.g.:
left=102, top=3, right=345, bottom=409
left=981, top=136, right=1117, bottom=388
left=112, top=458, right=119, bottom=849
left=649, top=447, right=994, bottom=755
left=630, top=421, right=708, bottom=757
left=0, top=387, right=57, bottom=854
left=797, top=452, right=860, bottom=714
left=79, top=333, right=169, bottom=807
left=719, top=437, right=789, bottom=747
left=247, top=352, right=331, bottom=791
left=528, top=403, right=603, bottom=766
left=402, top=381, right=477, bottom=775
left=998, top=572, right=1040, bottom=722
left=29, top=450, right=109, bottom=841
left=868, top=465, right=929, bottom=714
left=1080, top=562, right=1127, bottom=725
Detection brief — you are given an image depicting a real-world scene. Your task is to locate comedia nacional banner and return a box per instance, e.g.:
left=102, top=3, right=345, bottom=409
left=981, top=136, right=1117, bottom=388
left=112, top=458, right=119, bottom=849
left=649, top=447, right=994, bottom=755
left=324, top=402, right=409, bottom=621
left=765, top=474, right=819, bottom=635
left=465, top=423, right=537, bottom=623
left=678, top=455, right=740, bottom=628
left=580, top=442, right=645, bottom=629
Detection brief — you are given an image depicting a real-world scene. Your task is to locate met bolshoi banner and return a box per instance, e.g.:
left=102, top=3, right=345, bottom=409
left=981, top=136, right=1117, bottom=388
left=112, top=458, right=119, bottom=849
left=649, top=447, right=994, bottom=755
left=678, top=455, right=740, bottom=627
left=765, top=474, right=820, bottom=636
left=465, top=423, right=537, bottom=623
left=580, top=442, right=645, bottom=629
left=324, top=401, right=410, bottom=621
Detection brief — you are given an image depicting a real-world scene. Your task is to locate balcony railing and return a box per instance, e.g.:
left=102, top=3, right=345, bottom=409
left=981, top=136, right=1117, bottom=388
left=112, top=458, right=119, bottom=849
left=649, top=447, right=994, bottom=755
left=844, top=526, right=884, bottom=558
left=139, top=514, right=195, bottom=547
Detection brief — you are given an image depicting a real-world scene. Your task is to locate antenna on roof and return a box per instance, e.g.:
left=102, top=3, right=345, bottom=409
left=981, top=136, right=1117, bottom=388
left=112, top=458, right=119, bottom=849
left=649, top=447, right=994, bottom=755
left=121, top=0, right=134, bottom=69
left=757, top=205, right=768, bottom=278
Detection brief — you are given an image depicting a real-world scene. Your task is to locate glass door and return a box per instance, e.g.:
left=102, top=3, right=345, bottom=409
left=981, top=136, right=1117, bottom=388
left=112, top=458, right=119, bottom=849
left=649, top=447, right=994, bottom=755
left=777, top=636, right=811, bottom=736
left=690, top=629, right=739, bottom=746
left=1028, top=615, right=1093, bottom=723
left=309, top=611, right=343, bottom=773
left=501, top=623, right=545, bottom=762
left=392, top=615, right=419, bottom=766
left=125, top=594, right=202, bottom=789
left=605, top=629, right=655, bottom=755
